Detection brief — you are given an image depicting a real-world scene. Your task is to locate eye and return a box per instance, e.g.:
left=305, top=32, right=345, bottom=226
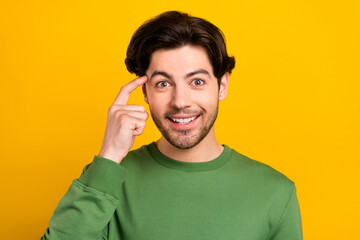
left=191, top=79, right=205, bottom=86
left=156, top=81, right=170, bottom=88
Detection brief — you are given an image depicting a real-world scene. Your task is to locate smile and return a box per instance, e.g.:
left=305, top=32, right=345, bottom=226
left=169, top=116, right=199, bottom=125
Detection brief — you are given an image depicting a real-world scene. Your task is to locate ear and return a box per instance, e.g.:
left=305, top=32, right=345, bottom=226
left=218, top=72, right=229, bottom=101
left=142, top=84, right=149, bottom=104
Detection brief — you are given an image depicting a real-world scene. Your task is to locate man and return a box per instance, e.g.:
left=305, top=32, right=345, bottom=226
left=41, top=11, right=302, bottom=240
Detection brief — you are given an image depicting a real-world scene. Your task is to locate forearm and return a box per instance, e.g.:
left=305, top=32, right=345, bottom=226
left=41, top=156, right=128, bottom=240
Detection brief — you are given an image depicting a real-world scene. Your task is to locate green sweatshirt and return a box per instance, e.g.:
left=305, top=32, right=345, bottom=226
left=41, top=142, right=302, bottom=240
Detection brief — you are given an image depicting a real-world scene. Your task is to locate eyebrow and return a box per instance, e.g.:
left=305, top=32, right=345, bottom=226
left=150, top=71, right=172, bottom=80
left=185, top=69, right=210, bottom=78
left=149, top=69, right=210, bottom=81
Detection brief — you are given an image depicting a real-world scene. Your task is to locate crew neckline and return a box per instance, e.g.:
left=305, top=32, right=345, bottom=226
left=147, top=142, right=232, bottom=172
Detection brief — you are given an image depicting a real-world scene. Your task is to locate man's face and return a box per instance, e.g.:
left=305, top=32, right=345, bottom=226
left=144, top=45, right=228, bottom=149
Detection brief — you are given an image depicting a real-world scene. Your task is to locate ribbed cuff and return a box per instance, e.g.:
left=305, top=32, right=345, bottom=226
left=77, top=155, right=128, bottom=200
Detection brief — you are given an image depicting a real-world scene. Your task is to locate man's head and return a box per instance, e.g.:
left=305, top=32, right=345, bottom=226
left=125, top=11, right=235, bottom=84
left=125, top=11, right=235, bottom=150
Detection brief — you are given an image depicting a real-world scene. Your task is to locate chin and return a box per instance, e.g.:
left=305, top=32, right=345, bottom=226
left=161, top=128, right=210, bottom=150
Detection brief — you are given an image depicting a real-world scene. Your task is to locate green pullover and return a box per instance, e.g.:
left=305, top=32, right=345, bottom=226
left=41, top=142, right=302, bottom=240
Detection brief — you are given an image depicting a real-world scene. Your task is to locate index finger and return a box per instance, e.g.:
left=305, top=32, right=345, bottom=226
left=113, top=75, right=148, bottom=105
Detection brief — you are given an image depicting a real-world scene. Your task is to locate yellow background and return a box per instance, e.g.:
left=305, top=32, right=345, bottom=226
left=1, top=0, right=359, bottom=239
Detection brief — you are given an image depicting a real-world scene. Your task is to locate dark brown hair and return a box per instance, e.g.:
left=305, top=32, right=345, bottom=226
left=125, top=11, right=235, bottom=83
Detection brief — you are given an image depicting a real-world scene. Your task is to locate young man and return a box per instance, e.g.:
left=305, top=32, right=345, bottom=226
left=42, top=11, right=302, bottom=240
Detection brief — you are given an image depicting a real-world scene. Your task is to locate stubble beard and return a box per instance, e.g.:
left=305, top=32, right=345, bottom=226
left=150, top=104, right=219, bottom=149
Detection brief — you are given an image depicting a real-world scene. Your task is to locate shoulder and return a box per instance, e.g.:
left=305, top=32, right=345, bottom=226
left=123, top=144, right=150, bottom=160
left=119, top=144, right=152, bottom=169
left=227, top=146, right=295, bottom=192
left=80, top=144, right=152, bottom=176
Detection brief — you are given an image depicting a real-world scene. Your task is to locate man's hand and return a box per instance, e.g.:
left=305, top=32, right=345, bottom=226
left=98, top=76, right=149, bottom=164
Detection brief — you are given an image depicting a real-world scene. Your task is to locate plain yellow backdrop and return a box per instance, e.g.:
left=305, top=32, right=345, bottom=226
left=1, top=0, right=359, bottom=239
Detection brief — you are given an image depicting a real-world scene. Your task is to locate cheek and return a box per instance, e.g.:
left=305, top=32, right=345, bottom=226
left=197, top=88, right=219, bottom=106
left=147, top=85, right=219, bottom=110
left=147, top=92, right=168, bottom=114
left=148, top=90, right=167, bottom=103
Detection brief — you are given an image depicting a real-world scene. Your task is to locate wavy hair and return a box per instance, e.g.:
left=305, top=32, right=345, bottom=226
left=125, top=11, right=235, bottom=84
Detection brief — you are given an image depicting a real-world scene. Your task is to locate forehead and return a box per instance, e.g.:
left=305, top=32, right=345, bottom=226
left=146, top=45, right=214, bottom=77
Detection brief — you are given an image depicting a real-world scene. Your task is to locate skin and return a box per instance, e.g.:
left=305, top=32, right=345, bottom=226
left=144, top=45, right=229, bottom=162
left=99, top=45, right=229, bottom=163
left=99, top=76, right=149, bottom=163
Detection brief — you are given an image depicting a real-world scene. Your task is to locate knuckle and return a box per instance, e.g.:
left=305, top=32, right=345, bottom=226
left=119, top=85, right=126, bottom=92
left=142, top=112, right=149, bottom=119
left=118, top=114, right=130, bottom=122
left=114, top=111, right=124, bottom=119
left=119, top=85, right=129, bottom=94
left=108, top=105, right=118, bottom=113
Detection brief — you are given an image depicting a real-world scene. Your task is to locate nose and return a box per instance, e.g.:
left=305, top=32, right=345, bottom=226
left=170, top=85, right=192, bottom=109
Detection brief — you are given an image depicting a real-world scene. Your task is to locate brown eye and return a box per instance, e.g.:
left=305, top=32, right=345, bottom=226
left=192, top=79, right=205, bottom=86
left=156, top=81, right=170, bottom=88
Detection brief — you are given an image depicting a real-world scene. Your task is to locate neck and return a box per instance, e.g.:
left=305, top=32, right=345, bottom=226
left=155, top=127, right=224, bottom=163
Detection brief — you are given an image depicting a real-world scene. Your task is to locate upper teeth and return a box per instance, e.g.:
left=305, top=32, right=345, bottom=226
left=171, top=116, right=197, bottom=124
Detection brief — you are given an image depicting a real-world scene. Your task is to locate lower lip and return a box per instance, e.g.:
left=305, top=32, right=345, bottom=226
left=168, top=116, right=200, bottom=130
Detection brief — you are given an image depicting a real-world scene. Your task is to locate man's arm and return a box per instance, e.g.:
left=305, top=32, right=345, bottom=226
left=41, top=156, right=127, bottom=240
left=269, top=184, right=303, bottom=240
left=41, top=76, right=148, bottom=239
left=98, top=75, right=149, bottom=164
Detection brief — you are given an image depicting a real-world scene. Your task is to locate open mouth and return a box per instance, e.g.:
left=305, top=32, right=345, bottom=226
left=168, top=115, right=200, bottom=125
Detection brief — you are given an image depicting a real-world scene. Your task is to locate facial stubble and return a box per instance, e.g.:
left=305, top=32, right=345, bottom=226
left=150, top=103, right=219, bottom=150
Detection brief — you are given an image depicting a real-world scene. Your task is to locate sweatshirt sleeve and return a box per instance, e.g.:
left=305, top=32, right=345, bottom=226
left=270, top=184, right=303, bottom=240
left=40, top=155, right=128, bottom=240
